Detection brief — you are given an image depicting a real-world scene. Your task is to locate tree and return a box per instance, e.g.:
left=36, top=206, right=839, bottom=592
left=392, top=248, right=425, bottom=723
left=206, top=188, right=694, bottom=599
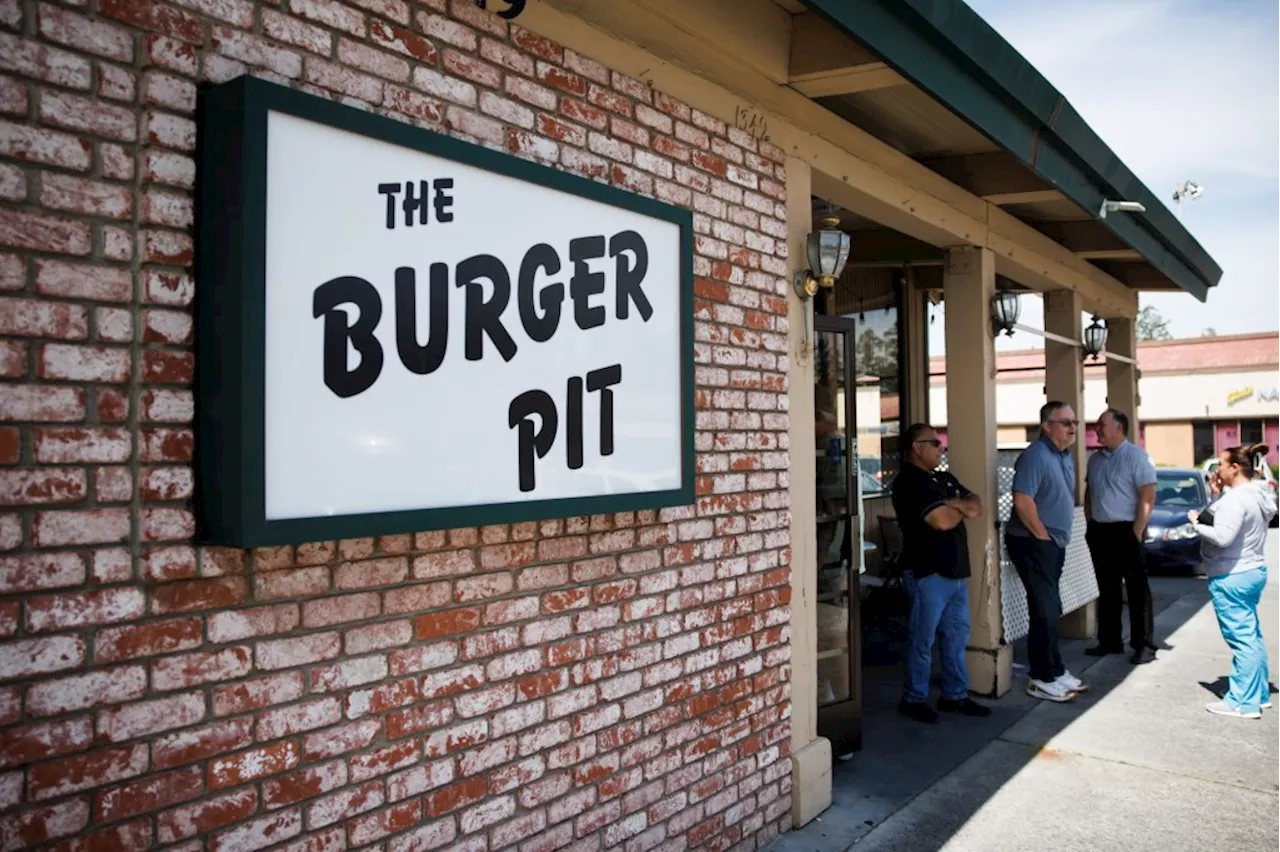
left=1201, top=327, right=1218, bottom=337
left=1136, top=306, right=1172, bottom=341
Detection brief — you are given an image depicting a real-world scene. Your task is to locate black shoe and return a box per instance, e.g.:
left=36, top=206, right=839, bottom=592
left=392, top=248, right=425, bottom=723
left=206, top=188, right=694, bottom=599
left=937, top=697, right=992, bottom=718
left=1130, top=647, right=1157, bottom=665
left=1084, top=644, right=1125, bottom=657
left=898, top=699, right=938, bottom=724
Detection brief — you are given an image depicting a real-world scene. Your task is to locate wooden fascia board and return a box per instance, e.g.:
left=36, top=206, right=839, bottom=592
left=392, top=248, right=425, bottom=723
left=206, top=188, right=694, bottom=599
left=789, top=63, right=907, bottom=97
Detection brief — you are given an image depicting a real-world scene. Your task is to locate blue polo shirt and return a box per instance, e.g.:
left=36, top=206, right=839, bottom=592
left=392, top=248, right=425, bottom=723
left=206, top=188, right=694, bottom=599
left=1086, top=440, right=1157, bottom=523
left=1006, top=436, right=1076, bottom=548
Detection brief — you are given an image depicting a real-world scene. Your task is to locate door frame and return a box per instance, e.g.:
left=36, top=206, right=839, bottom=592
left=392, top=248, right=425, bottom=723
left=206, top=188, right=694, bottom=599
left=813, top=313, right=862, bottom=756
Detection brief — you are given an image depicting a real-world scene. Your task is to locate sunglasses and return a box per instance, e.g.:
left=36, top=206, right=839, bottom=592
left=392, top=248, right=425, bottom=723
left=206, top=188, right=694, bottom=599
left=914, top=439, right=942, bottom=447
left=1048, top=419, right=1079, bottom=427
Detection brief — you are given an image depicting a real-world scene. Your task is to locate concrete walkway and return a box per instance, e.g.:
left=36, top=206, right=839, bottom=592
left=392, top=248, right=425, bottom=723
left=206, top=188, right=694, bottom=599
left=775, top=534, right=1279, bottom=852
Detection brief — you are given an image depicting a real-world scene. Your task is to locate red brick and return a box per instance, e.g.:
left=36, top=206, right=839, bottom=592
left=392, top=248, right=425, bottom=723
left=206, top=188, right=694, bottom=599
left=0, top=468, right=85, bottom=505
left=138, top=543, right=195, bottom=581
left=146, top=716, right=250, bottom=769
left=261, top=760, right=347, bottom=809
left=142, top=308, right=193, bottom=344
left=0, top=551, right=84, bottom=593
left=345, top=618, right=413, bottom=654
left=0, top=386, right=85, bottom=422
left=37, top=342, right=130, bottom=382
left=31, top=508, right=129, bottom=547
left=0, top=76, right=28, bottom=116
left=0, top=341, right=24, bottom=378
left=156, top=787, right=258, bottom=844
left=423, top=775, right=487, bottom=818
left=43, top=818, right=152, bottom=852
left=302, top=591, right=380, bottom=627
left=0, top=427, right=18, bottom=462
left=263, top=8, right=333, bottom=55
left=139, top=466, right=194, bottom=502
left=289, top=0, right=367, bottom=37
left=97, top=692, right=206, bottom=743
left=0, top=717, right=93, bottom=769
left=39, top=90, right=136, bottom=141
left=95, top=616, right=203, bottom=663
left=212, top=672, right=305, bottom=717
left=100, top=0, right=205, bottom=44
left=0, top=32, right=92, bottom=88
left=349, top=799, right=422, bottom=846
left=0, top=297, right=88, bottom=339
left=307, top=779, right=383, bottom=828
left=257, top=631, right=341, bottom=670
left=208, top=740, right=299, bottom=788
left=302, top=718, right=379, bottom=761
left=40, top=172, right=133, bottom=220
left=96, top=765, right=202, bottom=823
left=208, top=603, right=299, bottom=643
left=28, top=743, right=148, bottom=800
left=415, top=606, right=481, bottom=640
left=143, top=348, right=194, bottom=383
left=34, top=260, right=132, bottom=303
left=33, top=427, right=130, bottom=463
left=0, top=119, right=92, bottom=171
left=25, top=586, right=144, bottom=632
left=0, top=799, right=90, bottom=849
left=368, top=20, right=437, bottom=63
left=152, top=646, right=252, bottom=691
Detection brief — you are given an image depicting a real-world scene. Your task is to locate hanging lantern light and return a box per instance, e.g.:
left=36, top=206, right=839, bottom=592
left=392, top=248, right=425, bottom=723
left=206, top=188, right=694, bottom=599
left=1083, top=315, right=1108, bottom=360
left=990, top=289, right=1021, bottom=337
left=798, top=213, right=851, bottom=297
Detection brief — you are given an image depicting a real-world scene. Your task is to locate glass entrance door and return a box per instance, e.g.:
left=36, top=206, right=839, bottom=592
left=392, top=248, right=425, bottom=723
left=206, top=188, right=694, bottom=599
left=813, top=315, right=862, bottom=756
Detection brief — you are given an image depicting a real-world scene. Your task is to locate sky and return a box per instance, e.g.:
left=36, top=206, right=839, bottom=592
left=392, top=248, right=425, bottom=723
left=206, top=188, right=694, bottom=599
left=927, top=0, right=1278, bottom=355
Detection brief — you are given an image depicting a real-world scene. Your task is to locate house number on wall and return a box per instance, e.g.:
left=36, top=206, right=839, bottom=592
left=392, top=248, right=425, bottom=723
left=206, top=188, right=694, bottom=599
left=473, top=0, right=526, bottom=19
left=734, top=105, right=770, bottom=142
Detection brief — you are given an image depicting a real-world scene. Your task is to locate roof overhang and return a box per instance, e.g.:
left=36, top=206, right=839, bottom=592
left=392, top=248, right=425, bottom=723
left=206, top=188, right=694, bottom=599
left=801, top=0, right=1223, bottom=302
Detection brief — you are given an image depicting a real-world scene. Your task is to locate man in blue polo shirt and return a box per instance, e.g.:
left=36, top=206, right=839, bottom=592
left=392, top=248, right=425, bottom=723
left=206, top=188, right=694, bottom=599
left=1085, top=408, right=1158, bottom=664
left=1006, top=401, right=1089, bottom=702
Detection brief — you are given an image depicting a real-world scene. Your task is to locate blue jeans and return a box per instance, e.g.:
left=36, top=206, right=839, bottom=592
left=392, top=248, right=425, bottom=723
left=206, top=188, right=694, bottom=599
left=903, top=571, right=971, bottom=703
left=1208, top=566, right=1270, bottom=713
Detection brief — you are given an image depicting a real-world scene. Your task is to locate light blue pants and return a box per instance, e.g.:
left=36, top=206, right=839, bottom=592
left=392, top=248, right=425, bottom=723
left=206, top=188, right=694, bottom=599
left=903, top=571, right=970, bottom=703
left=1207, top=566, right=1270, bottom=714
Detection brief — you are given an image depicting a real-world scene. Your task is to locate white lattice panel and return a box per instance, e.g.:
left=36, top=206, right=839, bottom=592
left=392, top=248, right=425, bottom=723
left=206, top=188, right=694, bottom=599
left=1001, top=508, right=1099, bottom=643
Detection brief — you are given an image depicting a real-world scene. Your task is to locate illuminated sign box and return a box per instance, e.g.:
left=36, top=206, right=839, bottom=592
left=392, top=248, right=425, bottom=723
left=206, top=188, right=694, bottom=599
left=197, top=77, right=694, bottom=547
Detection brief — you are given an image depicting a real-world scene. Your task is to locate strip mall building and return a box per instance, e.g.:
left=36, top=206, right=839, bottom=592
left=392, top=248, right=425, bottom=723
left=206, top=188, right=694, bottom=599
left=0, top=1, right=1224, bottom=850
left=930, top=332, right=1280, bottom=468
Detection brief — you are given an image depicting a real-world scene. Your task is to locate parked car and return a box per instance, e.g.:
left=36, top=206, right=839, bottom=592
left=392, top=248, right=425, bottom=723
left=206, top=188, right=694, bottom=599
left=1144, top=468, right=1210, bottom=573
left=1201, top=453, right=1279, bottom=527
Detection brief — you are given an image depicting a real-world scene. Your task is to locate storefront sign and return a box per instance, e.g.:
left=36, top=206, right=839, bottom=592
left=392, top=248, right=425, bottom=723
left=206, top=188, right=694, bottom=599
left=1227, top=386, right=1254, bottom=406
left=197, top=77, right=694, bottom=547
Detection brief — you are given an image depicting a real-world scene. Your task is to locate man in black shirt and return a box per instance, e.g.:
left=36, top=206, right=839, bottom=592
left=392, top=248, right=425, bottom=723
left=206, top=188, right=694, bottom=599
left=890, top=423, right=992, bottom=723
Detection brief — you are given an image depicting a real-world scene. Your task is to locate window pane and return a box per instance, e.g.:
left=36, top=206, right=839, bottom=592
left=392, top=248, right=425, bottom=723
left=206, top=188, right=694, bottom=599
left=1242, top=419, right=1264, bottom=446
left=1192, top=420, right=1215, bottom=465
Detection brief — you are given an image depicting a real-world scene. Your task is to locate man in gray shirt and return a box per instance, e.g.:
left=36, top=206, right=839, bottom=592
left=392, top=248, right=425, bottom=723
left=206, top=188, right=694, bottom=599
left=1006, top=401, right=1089, bottom=702
left=1084, top=408, right=1158, bottom=664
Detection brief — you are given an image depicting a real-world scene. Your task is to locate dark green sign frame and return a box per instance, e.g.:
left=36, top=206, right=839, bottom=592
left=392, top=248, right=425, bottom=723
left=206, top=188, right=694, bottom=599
left=196, top=76, right=695, bottom=548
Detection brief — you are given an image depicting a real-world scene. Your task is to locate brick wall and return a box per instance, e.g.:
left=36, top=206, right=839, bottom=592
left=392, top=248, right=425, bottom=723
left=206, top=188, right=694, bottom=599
left=0, top=1, right=795, bottom=849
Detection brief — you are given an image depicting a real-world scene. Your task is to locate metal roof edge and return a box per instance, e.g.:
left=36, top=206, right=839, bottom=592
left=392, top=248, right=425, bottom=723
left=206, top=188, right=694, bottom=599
left=801, top=0, right=1223, bottom=301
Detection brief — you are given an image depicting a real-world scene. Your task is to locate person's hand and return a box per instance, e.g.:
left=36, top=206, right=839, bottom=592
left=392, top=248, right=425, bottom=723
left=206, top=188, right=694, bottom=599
left=1032, top=530, right=1052, bottom=541
left=1207, top=473, right=1222, bottom=497
left=1187, top=510, right=1199, bottom=525
left=1132, top=524, right=1144, bottom=541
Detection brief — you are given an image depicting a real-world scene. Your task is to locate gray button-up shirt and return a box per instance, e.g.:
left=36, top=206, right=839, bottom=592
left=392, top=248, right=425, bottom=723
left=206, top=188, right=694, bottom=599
left=1006, top=436, right=1076, bottom=548
left=1086, top=440, right=1156, bottom=523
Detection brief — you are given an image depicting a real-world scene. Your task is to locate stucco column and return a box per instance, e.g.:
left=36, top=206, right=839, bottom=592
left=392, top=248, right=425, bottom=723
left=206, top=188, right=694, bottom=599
left=1105, top=316, right=1139, bottom=433
left=943, top=247, right=1012, bottom=697
left=785, top=157, right=832, bottom=826
left=1043, top=289, right=1095, bottom=638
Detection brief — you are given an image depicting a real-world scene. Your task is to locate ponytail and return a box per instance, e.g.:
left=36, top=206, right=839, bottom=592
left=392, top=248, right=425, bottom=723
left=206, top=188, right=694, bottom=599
left=1223, top=443, right=1271, bottom=478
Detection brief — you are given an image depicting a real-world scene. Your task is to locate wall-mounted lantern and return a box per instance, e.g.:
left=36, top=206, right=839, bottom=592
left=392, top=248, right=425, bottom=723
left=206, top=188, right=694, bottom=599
left=1083, top=315, right=1108, bottom=360
left=990, top=289, right=1021, bottom=337
left=794, top=212, right=851, bottom=348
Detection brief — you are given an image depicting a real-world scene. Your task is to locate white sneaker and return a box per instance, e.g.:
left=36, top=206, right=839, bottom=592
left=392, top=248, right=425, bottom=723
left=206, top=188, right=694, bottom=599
left=1206, top=700, right=1261, bottom=720
left=1263, top=699, right=1273, bottom=710
left=1056, top=670, right=1089, bottom=693
left=1028, top=678, right=1077, bottom=702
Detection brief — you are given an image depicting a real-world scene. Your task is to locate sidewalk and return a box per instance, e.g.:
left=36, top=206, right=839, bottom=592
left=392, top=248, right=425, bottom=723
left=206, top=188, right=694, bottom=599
left=775, top=554, right=1279, bottom=851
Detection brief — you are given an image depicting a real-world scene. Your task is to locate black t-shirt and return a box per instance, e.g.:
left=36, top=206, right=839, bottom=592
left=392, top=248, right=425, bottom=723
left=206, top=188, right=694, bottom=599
left=890, top=463, right=972, bottom=580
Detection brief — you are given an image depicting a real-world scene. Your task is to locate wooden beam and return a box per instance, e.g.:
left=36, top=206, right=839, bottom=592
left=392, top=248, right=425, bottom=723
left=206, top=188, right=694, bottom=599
left=525, top=0, right=1138, bottom=318
left=919, top=152, right=1059, bottom=201
left=790, top=63, right=905, bottom=97
left=1076, top=249, right=1142, bottom=261
left=787, top=11, right=907, bottom=95
left=847, top=229, right=943, bottom=264
left=981, top=189, right=1064, bottom=206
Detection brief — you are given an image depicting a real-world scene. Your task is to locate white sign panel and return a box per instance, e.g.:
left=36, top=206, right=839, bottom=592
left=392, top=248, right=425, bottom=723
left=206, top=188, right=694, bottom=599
left=196, top=78, right=693, bottom=546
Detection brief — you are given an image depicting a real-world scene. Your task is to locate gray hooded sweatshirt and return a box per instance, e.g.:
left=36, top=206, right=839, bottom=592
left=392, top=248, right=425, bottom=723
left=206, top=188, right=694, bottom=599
left=1194, top=481, right=1277, bottom=578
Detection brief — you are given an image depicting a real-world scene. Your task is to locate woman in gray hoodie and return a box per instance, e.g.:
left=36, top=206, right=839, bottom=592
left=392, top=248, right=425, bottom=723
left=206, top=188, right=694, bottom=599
left=1188, top=443, right=1277, bottom=719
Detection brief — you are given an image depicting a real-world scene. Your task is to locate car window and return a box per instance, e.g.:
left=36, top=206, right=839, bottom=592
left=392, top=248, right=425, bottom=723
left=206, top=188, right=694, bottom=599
left=1155, top=473, right=1205, bottom=507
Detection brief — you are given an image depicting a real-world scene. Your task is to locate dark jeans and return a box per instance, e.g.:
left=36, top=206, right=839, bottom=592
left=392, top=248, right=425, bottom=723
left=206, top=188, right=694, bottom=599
left=1007, top=533, right=1066, bottom=683
left=1085, top=520, right=1153, bottom=650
